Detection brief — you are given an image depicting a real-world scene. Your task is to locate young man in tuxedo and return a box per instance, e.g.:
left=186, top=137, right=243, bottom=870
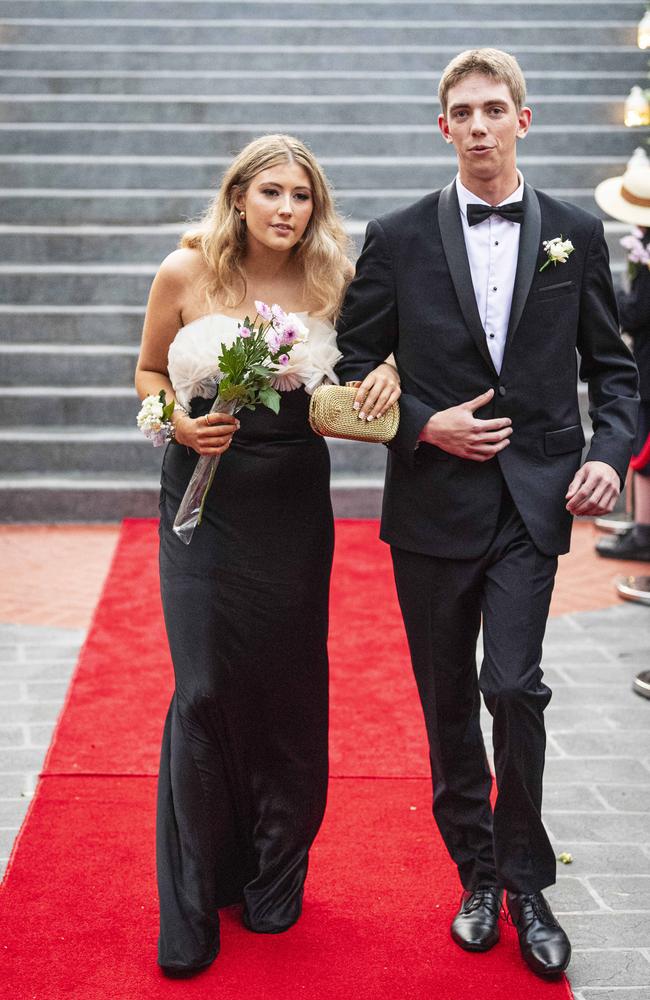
left=335, top=48, right=639, bottom=979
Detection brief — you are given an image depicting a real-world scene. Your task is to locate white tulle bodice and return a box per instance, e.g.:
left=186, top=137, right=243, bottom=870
left=167, top=312, right=341, bottom=411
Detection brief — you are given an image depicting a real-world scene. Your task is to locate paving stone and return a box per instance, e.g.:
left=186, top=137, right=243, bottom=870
left=0, top=774, right=24, bottom=798
left=25, top=681, right=69, bottom=700
left=0, top=748, right=49, bottom=772
left=549, top=687, right=644, bottom=708
left=562, top=663, right=650, bottom=686
left=22, top=644, right=82, bottom=661
left=543, top=785, right=606, bottom=812
left=581, top=990, right=650, bottom=1000
left=569, top=949, right=650, bottom=989
left=0, top=829, right=18, bottom=854
left=548, top=814, right=650, bottom=845
left=545, top=706, right=615, bottom=733
left=0, top=624, right=84, bottom=643
left=0, top=726, right=24, bottom=748
left=27, top=723, right=55, bottom=747
left=0, top=798, right=29, bottom=826
left=554, top=733, right=650, bottom=757
left=0, top=702, right=63, bottom=724
left=588, top=877, right=650, bottom=911
left=598, top=787, right=650, bottom=813
left=0, top=661, right=76, bottom=681
left=542, top=648, right=611, bottom=665
left=545, top=759, right=650, bottom=785
left=545, top=876, right=603, bottom=914
left=605, top=707, right=650, bottom=729
left=547, top=844, right=650, bottom=877
left=562, top=913, right=650, bottom=950
left=0, top=683, right=22, bottom=701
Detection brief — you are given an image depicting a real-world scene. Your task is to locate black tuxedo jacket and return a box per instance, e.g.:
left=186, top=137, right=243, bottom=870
left=335, top=181, right=639, bottom=558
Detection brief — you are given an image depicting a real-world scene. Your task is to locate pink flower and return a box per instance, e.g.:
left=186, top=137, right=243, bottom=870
left=278, top=313, right=308, bottom=346
left=277, top=353, right=289, bottom=366
left=265, top=329, right=282, bottom=353
left=271, top=303, right=287, bottom=325
left=238, top=322, right=252, bottom=338
left=254, top=300, right=273, bottom=321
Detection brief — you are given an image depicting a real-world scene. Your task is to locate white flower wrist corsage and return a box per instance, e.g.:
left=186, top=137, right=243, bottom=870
left=540, top=236, right=574, bottom=272
left=136, top=390, right=180, bottom=447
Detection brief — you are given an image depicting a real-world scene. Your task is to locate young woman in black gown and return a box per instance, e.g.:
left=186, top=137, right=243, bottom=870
left=135, top=134, right=400, bottom=978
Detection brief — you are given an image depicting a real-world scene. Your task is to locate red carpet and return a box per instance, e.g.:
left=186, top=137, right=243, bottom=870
left=1, top=520, right=572, bottom=999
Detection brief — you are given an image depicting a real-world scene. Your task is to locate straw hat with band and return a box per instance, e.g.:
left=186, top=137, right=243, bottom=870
left=595, top=148, right=650, bottom=226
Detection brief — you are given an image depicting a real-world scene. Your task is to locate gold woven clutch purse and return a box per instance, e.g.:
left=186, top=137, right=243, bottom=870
left=308, top=383, right=400, bottom=443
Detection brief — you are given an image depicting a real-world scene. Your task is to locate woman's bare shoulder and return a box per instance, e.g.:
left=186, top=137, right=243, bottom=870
left=156, top=246, right=207, bottom=288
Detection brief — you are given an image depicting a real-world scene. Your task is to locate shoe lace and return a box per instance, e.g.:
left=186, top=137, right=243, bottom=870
left=463, top=887, right=501, bottom=916
left=505, top=892, right=560, bottom=929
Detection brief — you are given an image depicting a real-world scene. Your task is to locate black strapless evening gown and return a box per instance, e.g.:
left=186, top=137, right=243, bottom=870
left=156, top=387, right=333, bottom=973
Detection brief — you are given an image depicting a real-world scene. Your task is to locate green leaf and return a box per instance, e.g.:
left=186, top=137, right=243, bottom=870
left=258, top=386, right=281, bottom=414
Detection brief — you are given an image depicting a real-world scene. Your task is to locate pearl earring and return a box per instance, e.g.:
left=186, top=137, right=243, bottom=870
left=239, top=211, right=246, bottom=220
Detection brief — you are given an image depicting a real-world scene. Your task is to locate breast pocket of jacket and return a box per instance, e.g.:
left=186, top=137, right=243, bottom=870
left=532, top=280, right=578, bottom=302
left=544, top=424, right=585, bottom=456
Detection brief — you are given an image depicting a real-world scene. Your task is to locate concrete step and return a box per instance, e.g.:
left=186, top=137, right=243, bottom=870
left=0, top=45, right=642, bottom=74
left=0, top=427, right=388, bottom=475
left=0, top=386, right=137, bottom=426
left=0, top=344, right=139, bottom=386
left=0, top=154, right=630, bottom=191
left=0, top=188, right=615, bottom=225
left=0, top=306, right=144, bottom=345
left=0, top=471, right=383, bottom=521
left=1, top=2, right=643, bottom=21
left=0, top=21, right=636, bottom=48
left=0, top=224, right=180, bottom=264
left=0, top=69, right=640, bottom=96
left=0, top=94, right=630, bottom=126
left=0, top=221, right=631, bottom=267
left=1, top=124, right=642, bottom=158
left=0, top=266, right=156, bottom=305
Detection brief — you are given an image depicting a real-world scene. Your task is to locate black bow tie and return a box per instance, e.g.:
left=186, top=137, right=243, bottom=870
left=467, top=200, right=525, bottom=227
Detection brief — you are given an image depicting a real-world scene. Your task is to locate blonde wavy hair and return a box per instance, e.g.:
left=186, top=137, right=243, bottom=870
left=180, top=133, right=351, bottom=319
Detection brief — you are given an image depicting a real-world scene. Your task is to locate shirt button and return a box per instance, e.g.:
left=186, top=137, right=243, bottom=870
left=492, top=286, right=497, bottom=292
left=489, top=334, right=495, bottom=339
left=495, top=241, right=499, bottom=246
left=498, top=386, right=507, bottom=397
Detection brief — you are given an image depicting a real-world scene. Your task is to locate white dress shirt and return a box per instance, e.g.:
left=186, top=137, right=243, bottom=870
left=455, top=173, right=524, bottom=373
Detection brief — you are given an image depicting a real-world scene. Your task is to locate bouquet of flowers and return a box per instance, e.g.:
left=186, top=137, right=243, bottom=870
left=136, top=390, right=176, bottom=447
left=620, top=226, right=650, bottom=281
left=172, top=302, right=308, bottom=544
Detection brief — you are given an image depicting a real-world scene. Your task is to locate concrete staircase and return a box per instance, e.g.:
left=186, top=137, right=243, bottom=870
left=1, top=0, right=648, bottom=520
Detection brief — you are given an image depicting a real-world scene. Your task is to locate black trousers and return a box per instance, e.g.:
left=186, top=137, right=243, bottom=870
left=391, top=487, right=558, bottom=894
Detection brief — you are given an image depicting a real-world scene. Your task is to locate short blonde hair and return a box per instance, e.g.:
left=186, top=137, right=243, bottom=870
left=438, top=48, right=527, bottom=117
left=180, top=133, right=351, bottom=320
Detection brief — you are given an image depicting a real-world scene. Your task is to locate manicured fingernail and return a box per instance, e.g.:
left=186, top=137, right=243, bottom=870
left=359, top=412, right=366, bottom=420
left=368, top=415, right=374, bottom=422
left=353, top=402, right=360, bottom=410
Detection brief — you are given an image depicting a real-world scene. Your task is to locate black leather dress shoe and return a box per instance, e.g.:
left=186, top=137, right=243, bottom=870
left=451, top=886, right=503, bottom=952
left=596, top=525, right=650, bottom=562
left=506, top=891, right=571, bottom=978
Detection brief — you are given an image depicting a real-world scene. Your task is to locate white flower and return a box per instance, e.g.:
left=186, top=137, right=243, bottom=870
left=540, top=235, right=575, bottom=272
left=136, top=394, right=172, bottom=447
left=136, top=394, right=164, bottom=431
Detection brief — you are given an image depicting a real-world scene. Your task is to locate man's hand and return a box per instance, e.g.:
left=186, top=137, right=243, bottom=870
left=418, top=388, right=512, bottom=461
left=565, top=461, right=620, bottom=516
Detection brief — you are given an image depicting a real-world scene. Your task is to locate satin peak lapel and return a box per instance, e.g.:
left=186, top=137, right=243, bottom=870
left=505, top=183, right=542, bottom=345
left=438, top=181, right=497, bottom=376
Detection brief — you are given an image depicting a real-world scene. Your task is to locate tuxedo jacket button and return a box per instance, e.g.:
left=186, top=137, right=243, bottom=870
left=497, top=386, right=507, bottom=397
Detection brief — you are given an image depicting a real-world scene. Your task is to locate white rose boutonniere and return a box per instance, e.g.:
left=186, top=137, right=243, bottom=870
left=540, top=236, right=575, bottom=272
